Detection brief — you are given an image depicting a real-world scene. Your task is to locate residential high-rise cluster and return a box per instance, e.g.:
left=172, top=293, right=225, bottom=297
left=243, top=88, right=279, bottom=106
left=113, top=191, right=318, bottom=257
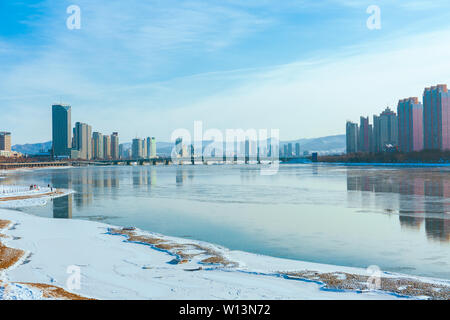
left=51, top=104, right=155, bottom=160
left=131, top=137, right=157, bottom=159
left=346, top=84, right=450, bottom=154
left=280, top=142, right=301, bottom=157
left=172, top=137, right=188, bottom=158
left=0, top=131, right=23, bottom=158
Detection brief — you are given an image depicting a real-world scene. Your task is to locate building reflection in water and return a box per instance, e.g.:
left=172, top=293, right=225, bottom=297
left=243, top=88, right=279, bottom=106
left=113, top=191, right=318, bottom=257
left=176, top=167, right=186, bottom=185
left=397, top=176, right=425, bottom=230
left=74, top=169, right=94, bottom=209
left=133, top=167, right=144, bottom=187
left=53, top=194, right=73, bottom=219
left=50, top=167, right=127, bottom=212
left=424, top=178, right=450, bottom=242
left=150, top=167, right=157, bottom=186
left=110, top=169, right=119, bottom=188
left=174, top=166, right=197, bottom=185
left=240, top=167, right=258, bottom=183
left=346, top=168, right=449, bottom=242
left=50, top=170, right=73, bottom=219
left=133, top=167, right=157, bottom=188
left=94, top=169, right=104, bottom=189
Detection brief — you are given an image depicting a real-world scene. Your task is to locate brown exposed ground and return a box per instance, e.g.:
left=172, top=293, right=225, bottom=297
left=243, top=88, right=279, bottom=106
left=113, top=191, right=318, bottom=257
left=282, top=271, right=450, bottom=300
left=0, top=219, right=93, bottom=300
left=16, top=283, right=94, bottom=300
left=0, top=219, right=24, bottom=270
left=0, top=220, right=10, bottom=229
left=110, top=227, right=237, bottom=267
left=111, top=227, right=449, bottom=300
left=0, top=190, right=64, bottom=202
left=201, top=256, right=231, bottom=265
left=3, top=219, right=448, bottom=300
left=0, top=243, right=24, bottom=270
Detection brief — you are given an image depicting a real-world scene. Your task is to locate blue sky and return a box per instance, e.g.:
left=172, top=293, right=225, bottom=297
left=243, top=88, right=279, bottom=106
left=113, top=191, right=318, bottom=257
left=2, top=0, right=450, bottom=144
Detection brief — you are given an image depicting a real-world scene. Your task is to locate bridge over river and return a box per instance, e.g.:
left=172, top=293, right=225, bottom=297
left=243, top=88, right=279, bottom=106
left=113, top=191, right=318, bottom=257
left=0, top=155, right=314, bottom=169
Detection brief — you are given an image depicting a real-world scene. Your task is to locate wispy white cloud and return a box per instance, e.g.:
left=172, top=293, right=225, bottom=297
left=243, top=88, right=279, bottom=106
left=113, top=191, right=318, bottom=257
left=144, top=27, right=450, bottom=140
left=2, top=0, right=450, bottom=144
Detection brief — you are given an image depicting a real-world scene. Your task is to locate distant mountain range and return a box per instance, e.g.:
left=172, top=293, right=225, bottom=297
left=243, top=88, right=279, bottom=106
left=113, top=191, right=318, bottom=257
left=11, top=141, right=179, bottom=156
left=12, top=141, right=52, bottom=155
left=12, top=135, right=345, bottom=156
left=281, top=134, right=345, bottom=154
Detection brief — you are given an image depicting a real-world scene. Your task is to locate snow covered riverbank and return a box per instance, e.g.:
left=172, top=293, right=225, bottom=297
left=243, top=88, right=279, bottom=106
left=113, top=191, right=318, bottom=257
left=1, top=209, right=449, bottom=300
left=0, top=186, right=73, bottom=209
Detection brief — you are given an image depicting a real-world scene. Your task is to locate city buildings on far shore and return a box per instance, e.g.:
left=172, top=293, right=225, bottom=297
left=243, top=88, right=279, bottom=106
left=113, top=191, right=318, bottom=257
left=111, top=132, right=119, bottom=160
left=119, top=143, right=130, bottom=159
left=146, top=137, right=157, bottom=159
left=287, top=143, right=293, bottom=157
left=52, top=104, right=72, bottom=158
left=73, top=122, right=92, bottom=160
left=0, top=131, right=22, bottom=158
left=423, top=85, right=450, bottom=151
left=103, top=135, right=111, bottom=159
left=51, top=104, right=156, bottom=160
left=346, top=121, right=358, bottom=154
left=131, top=138, right=142, bottom=159
left=295, top=143, right=301, bottom=157
left=373, top=107, right=398, bottom=153
left=346, top=83, right=450, bottom=154
left=92, top=132, right=104, bottom=159
left=398, top=97, right=423, bottom=153
left=130, top=137, right=157, bottom=159
left=0, top=131, right=11, bottom=152
left=358, top=116, right=372, bottom=153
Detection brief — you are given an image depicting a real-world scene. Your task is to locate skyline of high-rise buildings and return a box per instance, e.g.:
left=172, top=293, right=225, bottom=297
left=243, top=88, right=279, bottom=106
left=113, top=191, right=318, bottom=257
left=51, top=104, right=156, bottom=160
left=131, top=137, right=157, bottom=159
left=346, top=84, right=450, bottom=154
left=14, top=91, right=450, bottom=161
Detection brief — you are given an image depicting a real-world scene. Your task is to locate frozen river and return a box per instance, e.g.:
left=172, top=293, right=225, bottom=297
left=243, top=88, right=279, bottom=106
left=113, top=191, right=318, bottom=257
left=2, top=164, right=449, bottom=279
